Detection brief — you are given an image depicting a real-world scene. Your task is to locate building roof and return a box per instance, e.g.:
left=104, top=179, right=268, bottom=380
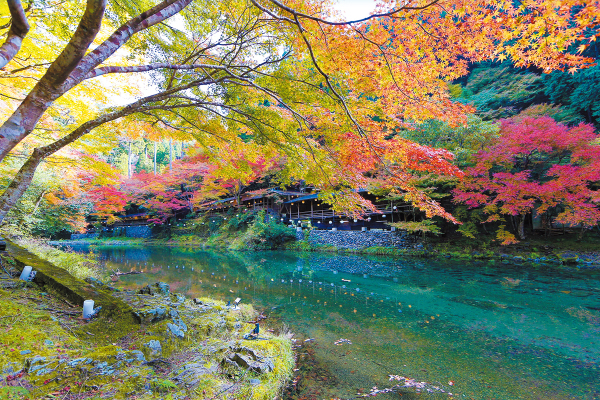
left=283, top=189, right=368, bottom=204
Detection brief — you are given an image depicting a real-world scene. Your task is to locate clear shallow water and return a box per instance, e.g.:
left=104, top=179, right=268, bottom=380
left=71, top=245, right=600, bottom=399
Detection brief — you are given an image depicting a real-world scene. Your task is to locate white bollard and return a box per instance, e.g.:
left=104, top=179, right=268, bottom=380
left=19, top=266, right=32, bottom=281
left=83, top=300, right=95, bottom=319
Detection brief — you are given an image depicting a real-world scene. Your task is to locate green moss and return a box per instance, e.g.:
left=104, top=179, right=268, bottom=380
left=0, top=290, right=84, bottom=369
left=0, top=243, right=295, bottom=400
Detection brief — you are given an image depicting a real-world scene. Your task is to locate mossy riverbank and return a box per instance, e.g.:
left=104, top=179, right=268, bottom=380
left=0, top=241, right=295, bottom=399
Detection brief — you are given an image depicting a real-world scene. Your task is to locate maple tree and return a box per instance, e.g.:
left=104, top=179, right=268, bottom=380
left=121, top=155, right=211, bottom=223
left=453, top=116, right=600, bottom=244
left=1, top=0, right=599, bottom=226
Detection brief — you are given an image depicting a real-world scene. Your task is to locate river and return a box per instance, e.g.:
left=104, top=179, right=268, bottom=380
left=70, top=244, right=600, bottom=399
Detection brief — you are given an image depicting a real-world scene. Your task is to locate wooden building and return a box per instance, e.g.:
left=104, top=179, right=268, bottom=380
left=282, top=190, right=418, bottom=230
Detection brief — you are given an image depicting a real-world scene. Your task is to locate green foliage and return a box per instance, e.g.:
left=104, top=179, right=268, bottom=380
left=225, top=210, right=256, bottom=231
left=402, top=115, right=499, bottom=167
left=457, top=221, right=479, bottom=239
left=459, top=63, right=544, bottom=120
left=453, top=206, right=488, bottom=239
left=242, top=211, right=296, bottom=250
left=0, top=165, right=90, bottom=237
left=389, top=220, right=441, bottom=236
left=517, top=103, right=583, bottom=125
left=543, top=66, right=600, bottom=124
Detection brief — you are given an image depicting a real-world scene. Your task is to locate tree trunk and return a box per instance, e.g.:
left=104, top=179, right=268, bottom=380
left=517, top=214, right=526, bottom=240
left=0, top=149, right=44, bottom=223
left=153, top=141, right=157, bottom=174
left=0, top=0, right=194, bottom=162
left=0, top=0, right=30, bottom=69
left=0, top=0, right=106, bottom=162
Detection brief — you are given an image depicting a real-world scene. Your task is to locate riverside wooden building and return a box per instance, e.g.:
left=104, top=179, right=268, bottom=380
left=280, top=189, right=417, bottom=230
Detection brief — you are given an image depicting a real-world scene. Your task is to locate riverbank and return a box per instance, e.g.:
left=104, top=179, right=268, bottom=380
left=53, top=233, right=600, bottom=269
left=0, top=241, right=294, bottom=399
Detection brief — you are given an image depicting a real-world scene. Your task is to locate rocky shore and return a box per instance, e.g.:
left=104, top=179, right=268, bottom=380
left=0, top=251, right=294, bottom=399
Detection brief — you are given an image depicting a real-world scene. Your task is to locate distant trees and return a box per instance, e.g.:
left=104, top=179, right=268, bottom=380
left=456, top=62, right=600, bottom=126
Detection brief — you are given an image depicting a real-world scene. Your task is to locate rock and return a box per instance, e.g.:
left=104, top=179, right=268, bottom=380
left=129, top=350, right=146, bottom=363
left=167, top=323, right=185, bottom=339
left=20, top=350, right=31, bottom=355
left=26, top=356, right=50, bottom=373
left=44, top=340, right=54, bottom=347
left=557, top=251, right=579, bottom=265
left=157, top=282, right=170, bottom=295
left=67, top=358, right=90, bottom=368
left=176, top=319, right=188, bottom=332
left=222, top=346, right=274, bottom=374
left=173, top=358, right=216, bottom=388
left=139, top=285, right=155, bottom=295
left=138, top=307, right=168, bottom=324
left=2, top=362, right=21, bottom=374
left=193, top=298, right=204, bottom=305
left=138, top=282, right=170, bottom=296
left=145, top=340, right=162, bottom=358
left=249, top=378, right=261, bottom=386
left=85, top=277, right=105, bottom=287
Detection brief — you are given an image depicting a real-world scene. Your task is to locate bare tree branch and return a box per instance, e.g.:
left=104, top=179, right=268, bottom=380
left=262, top=0, right=442, bottom=26
left=84, top=63, right=232, bottom=79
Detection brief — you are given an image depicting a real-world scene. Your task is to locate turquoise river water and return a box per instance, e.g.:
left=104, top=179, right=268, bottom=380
left=71, top=245, right=600, bottom=399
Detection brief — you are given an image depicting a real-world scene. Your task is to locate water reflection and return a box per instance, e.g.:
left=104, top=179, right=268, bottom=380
left=72, top=245, right=600, bottom=399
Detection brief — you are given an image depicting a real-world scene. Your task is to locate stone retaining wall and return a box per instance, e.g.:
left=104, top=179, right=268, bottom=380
left=304, top=229, right=421, bottom=250
left=123, top=226, right=153, bottom=238
left=71, top=233, right=99, bottom=240
left=71, top=226, right=153, bottom=240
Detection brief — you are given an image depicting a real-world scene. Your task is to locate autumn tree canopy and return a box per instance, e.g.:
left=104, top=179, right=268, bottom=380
left=454, top=116, right=600, bottom=243
left=1, top=0, right=599, bottom=225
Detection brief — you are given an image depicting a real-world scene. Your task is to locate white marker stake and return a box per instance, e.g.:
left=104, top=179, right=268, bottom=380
left=83, top=300, right=95, bottom=319
left=19, top=266, right=32, bottom=281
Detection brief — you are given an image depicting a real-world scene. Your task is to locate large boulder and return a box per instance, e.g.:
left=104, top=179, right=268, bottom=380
left=221, top=346, right=274, bottom=374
